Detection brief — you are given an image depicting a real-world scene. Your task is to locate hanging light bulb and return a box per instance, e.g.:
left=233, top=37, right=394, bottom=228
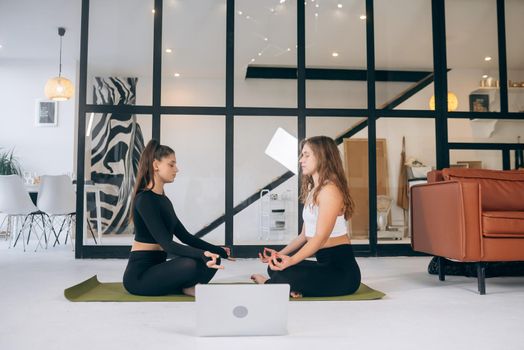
left=429, top=92, right=459, bottom=111
left=45, top=27, right=74, bottom=101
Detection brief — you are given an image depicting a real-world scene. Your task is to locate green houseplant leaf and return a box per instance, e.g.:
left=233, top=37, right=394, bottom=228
left=0, top=148, right=22, bottom=176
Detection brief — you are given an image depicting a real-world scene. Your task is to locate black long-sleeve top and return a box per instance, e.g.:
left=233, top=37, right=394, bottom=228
left=133, top=190, right=227, bottom=262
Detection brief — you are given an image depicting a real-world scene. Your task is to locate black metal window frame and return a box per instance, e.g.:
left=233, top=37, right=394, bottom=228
left=75, top=0, right=524, bottom=258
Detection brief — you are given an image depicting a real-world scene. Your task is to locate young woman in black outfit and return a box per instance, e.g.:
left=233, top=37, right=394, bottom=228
left=251, top=136, right=361, bottom=298
left=123, top=140, right=230, bottom=296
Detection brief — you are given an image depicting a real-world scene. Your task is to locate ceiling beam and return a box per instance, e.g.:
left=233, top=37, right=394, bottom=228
left=246, top=66, right=432, bottom=82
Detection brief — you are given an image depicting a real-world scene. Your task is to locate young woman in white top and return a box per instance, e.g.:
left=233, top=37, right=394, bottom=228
left=251, top=136, right=361, bottom=297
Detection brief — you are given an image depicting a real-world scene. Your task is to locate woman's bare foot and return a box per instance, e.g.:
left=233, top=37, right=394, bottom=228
left=250, top=274, right=269, bottom=284
left=182, top=286, right=195, bottom=297
left=290, top=291, right=303, bottom=298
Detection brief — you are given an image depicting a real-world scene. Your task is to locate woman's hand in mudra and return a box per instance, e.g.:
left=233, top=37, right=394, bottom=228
left=258, top=247, right=277, bottom=263
left=204, top=251, right=224, bottom=269
left=221, top=246, right=236, bottom=261
left=222, top=246, right=231, bottom=257
left=268, top=253, right=294, bottom=271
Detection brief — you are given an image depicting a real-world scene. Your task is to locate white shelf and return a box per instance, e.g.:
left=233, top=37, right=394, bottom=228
left=475, top=87, right=524, bottom=92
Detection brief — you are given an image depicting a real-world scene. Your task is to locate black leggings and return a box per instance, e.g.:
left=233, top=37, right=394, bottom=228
left=123, top=251, right=219, bottom=296
left=265, top=244, right=361, bottom=297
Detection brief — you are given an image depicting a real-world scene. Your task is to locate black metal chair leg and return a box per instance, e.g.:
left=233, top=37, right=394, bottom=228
left=34, top=214, right=46, bottom=252
left=65, top=215, right=84, bottom=245
left=438, top=256, right=446, bottom=281
left=64, top=215, right=76, bottom=247
left=64, top=220, right=69, bottom=245
left=40, top=214, right=48, bottom=248
left=13, top=216, right=29, bottom=248
left=53, top=217, right=67, bottom=247
left=45, top=214, right=60, bottom=246
left=68, top=215, right=75, bottom=247
left=86, top=219, right=98, bottom=245
left=477, top=262, right=486, bottom=295
left=26, top=215, right=35, bottom=245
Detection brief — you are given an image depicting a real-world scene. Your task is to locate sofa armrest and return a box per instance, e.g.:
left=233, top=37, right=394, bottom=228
left=427, top=170, right=444, bottom=183
left=411, top=181, right=482, bottom=261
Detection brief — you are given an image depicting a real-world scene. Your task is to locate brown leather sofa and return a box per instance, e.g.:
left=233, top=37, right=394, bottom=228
left=411, top=168, right=524, bottom=294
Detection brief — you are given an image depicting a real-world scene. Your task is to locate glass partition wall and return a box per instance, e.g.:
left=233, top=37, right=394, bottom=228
left=76, top=0, right=524, bottom=258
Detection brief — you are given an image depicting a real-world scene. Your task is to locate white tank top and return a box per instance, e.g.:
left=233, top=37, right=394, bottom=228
left=302, top=202, right=348, bottom=238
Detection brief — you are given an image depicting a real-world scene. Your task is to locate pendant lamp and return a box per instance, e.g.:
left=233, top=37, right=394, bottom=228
left=44, top=27, right=74, bottom=101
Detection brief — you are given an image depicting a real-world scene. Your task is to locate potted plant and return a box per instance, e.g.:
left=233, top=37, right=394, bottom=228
left=0, top=148, right=22, bottom=176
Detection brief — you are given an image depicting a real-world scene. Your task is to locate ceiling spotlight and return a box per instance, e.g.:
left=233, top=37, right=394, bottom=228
left=332, top=52, right=339, bottom=57
left=174, top=73, right=180, bottom=77
left=338, top=4, right=343, bottom=8
left=280, top=0, right=286, bottom=3
left=287, top=48, right=291, bottom=51
left=165, top=48, right=172, bottom=53
left=482, top=74, right=489, bottom=79
left=484, top=56, right=492, bottom=61
left=315, top=3, right=319, bottom=8
left=152, top=9, right=155, bottom=14
left=270, top=8, right=275, bottom=13
left=360, top=14, right=367, bottom=20
left=238, top=10, right=243, bottom=15
left=315, top=13, right=319, bottom=17
left=264, top=37, right=269, bottom=41
left=258, top=52, right=262, bottom=56
left=0, top=44, right=3, bottom=48
left=246, top=15, right=251, bottom=19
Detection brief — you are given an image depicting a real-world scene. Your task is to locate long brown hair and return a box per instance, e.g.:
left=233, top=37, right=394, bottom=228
left=299, top=136, right=355, bottom=220
left=130, top=140, right=175, bottom=218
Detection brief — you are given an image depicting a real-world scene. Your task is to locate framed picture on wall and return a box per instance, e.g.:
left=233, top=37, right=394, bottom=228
left=469, top=94, right=489, bottom=112
left=35, top=99, right=58, bottom=127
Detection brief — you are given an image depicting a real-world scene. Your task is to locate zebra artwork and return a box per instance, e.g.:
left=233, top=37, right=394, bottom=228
left=88, top=77, right=145, bottom=235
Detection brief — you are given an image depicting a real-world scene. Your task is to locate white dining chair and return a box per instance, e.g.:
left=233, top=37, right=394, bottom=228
left=0, top=175, right=48, bottom=252
left=37, top=175, right=76, bottom=248
left=37, top=175, right=101, bottom=248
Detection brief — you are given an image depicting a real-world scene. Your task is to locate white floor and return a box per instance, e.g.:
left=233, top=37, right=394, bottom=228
left=1, top=239, right=524, bottom=350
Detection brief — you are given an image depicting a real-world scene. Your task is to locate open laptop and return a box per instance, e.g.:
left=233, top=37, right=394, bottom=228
left=195, top=284, right=290, bottom=337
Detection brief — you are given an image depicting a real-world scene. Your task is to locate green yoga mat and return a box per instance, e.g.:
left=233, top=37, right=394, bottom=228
left=64, top=275, right=385, bottom=302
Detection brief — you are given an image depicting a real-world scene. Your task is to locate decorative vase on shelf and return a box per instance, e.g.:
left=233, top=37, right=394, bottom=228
left=377, top=195, right=393, bottom=232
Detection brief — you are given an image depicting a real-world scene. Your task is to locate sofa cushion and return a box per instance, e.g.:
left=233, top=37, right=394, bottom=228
left=482, top=211, right=524, bottom=237
left=442, top=168, right=524, bottom=211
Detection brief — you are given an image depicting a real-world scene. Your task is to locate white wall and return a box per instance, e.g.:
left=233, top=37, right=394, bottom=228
left=0, top=58, right=77, bottom=176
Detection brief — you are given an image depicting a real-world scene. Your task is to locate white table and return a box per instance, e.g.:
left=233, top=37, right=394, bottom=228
left=25, top=183, right=102, bottom=244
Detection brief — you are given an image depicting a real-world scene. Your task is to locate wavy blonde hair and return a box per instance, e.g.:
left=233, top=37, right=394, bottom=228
left=299, top=136, right=355, bottom=220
